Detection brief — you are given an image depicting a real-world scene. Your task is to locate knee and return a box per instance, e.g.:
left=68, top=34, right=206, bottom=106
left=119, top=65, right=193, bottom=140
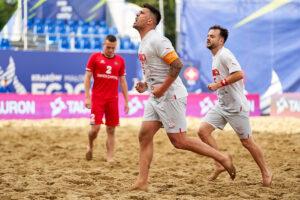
left=197, top=127, right=209, bottom=140
left=106, top=126, right=115, bottom=135
left=90, top=127, right=100, bottom=136
left=240, top=139, right=252, bottom=149
left=138, top=130, right=151, bottom=144
left=170, top=137, right=186, bottom=150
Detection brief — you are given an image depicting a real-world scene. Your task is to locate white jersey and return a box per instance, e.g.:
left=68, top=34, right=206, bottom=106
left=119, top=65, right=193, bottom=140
left=138, top=30, right=188, bottom=100
left=212, top=47, right=249, bottom=112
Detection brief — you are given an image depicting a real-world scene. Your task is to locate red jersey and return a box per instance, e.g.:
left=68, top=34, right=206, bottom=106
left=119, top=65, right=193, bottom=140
left=86, top=52, right=126, bottom=99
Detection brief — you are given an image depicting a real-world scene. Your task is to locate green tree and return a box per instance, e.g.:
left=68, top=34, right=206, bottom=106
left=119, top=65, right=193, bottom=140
left=126, top=0, right=176, bottom=48
left=0, top=0, right=18, bottom=31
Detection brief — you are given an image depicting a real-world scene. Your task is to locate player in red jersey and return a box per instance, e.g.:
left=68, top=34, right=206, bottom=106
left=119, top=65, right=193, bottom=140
left=84, top=35, right=129, bottom=162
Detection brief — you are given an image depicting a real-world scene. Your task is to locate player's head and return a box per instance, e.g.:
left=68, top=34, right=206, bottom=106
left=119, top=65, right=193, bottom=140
left=102, top=35, right=117, bottom=58
left=133, top=3, right=161, bottom=30
left=1, top=78, right=7, bottom=87
left=207, top=25, right=229, bottom=50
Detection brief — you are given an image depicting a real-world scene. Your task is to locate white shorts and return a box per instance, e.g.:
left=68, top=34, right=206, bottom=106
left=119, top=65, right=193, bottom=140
left=202, top=105, right=252, bottom=139
left=143, top=96, right=187, bottom=133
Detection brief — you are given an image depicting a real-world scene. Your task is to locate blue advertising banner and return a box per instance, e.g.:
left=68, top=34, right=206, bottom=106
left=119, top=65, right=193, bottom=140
left=0, top=50, right=140, bottom=94
left=27, top=0, right=106, bottom=21
left=178, top=0, right=300, bottom=96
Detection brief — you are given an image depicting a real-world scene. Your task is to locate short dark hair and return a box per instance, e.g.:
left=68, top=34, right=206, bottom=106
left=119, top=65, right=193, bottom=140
left=105, top=35, right=117, bottom=42
left=143, top=3, right=161, bottom=26
left=209, top=25, right=229, bottom=43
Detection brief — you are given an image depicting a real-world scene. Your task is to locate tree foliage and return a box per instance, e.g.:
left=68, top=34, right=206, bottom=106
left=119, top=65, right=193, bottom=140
left=0, top=0, right=18, bottom=31
left=126, top=0, right=176, bottom=47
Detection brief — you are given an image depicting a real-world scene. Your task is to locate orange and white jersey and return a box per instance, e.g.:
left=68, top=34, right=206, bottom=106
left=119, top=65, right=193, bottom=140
left=138, top=30, right=187, bottom=100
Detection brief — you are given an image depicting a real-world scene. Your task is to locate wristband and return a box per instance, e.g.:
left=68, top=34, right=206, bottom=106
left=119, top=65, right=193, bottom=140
left=220, top=79, right=228, bottom=86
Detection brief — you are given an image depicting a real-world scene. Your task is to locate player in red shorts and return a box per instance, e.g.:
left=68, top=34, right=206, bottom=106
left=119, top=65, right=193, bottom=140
left=84, top=35, right=129, bottom=162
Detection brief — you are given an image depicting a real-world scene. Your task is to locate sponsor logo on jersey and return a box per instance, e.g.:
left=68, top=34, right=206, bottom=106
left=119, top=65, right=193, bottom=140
left=212, top=69, right=220, bottom=76
left=138, top=54, right=146, bottom=61
left=97, top=74, right=118, bottom=80
left=114, top=61, right=118, bottom=66
left=100, top=60, right=105, bottom=63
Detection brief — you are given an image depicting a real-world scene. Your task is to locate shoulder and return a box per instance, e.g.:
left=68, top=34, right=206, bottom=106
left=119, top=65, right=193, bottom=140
left=114, top=54, right=125, bottom=62
left=89, top=52, right=101, bottom=59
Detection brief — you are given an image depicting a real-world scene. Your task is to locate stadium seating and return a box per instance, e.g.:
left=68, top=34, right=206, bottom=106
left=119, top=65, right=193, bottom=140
left=59, top=36, right=70, bottom=50
left=21, top=17, right=138, bottom=52
left=0, top=38, right=11, bottom=49
left=108, top=27, right=118, bottom=35
left=92, top=37, right=104, bottom=50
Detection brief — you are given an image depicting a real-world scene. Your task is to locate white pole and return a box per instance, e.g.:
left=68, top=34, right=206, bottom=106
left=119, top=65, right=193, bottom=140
left=158, top=0, right=164, bottom=35
left=23, top=0, right=28, bottom=50
left=175, top=0, right=181, bottom=51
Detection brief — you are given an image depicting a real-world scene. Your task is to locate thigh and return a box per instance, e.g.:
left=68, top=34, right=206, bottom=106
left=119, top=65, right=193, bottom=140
left=143, top=97, right=160, bottom=122
left=202, top=106, right=227, bottom=130
left=226, top=111, right=252, bottom=139
left=139, top=121, right=162, bottom=139
left=156, top=97, right=187, bottom=134
left=91, top=100, right=105, bottom=125
left=104, top=99, right=119, bottom=127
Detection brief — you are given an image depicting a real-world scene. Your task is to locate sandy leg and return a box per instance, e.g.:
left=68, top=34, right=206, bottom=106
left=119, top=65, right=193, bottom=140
left=85, top=147, right=93, bottom=161
left=263, top=172, right=273, bottom=187
left=127, top=182, right=148, bottom=192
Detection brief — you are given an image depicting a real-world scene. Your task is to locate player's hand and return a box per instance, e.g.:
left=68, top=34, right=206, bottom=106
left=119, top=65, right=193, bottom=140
left=151, top=86, right=164, bottom=98
left=124, top=102, right=129, bottom=114
left=207, top=82, right=221, bottom=91
left=135, top=82, right=147, bottom=93
left=85, top=98, right=92, bottom=109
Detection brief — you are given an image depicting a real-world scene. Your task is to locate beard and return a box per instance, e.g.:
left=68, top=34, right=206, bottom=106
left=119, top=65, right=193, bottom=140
left=207, top=42, right=216, bottom=50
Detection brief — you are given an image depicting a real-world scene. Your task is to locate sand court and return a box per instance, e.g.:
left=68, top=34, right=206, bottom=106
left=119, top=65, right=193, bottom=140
left=0, top=117, right=299, bottom=199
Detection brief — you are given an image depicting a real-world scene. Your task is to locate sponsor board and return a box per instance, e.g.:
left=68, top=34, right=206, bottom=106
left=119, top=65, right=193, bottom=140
left=0, top=94, right=260, bottom=119
left=270, top=93, right=300, bottom=117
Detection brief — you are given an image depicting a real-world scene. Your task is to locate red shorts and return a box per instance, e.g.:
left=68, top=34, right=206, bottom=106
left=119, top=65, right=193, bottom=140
left=90, top=97, right=119, bottom=126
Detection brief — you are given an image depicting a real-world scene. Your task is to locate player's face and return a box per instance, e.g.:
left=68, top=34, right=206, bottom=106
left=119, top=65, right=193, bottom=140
left=102, top=40, right=117, bottom=58
left=133, top=8, right=152, bottom=30
left=207, top=29, right=222, bottom=50
left=1, top=80, right=6, bottom=87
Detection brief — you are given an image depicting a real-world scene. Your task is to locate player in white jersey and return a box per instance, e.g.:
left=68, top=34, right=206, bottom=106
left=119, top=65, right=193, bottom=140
left=128, top=4, right=236, bottom=191
left=198, top=25, right=272, bottom=186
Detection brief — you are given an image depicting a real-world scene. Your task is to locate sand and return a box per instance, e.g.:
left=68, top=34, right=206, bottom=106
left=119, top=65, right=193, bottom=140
left=0, top=117, right=299, bottom=200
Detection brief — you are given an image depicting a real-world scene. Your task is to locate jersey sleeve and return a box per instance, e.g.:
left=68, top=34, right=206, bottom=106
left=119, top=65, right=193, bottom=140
left=221, top=51, right=241, bottom=74
left=154, top=37, right=179, bottom=65
left=86, top=53, right=97, bottom=72
left=119, top=56, right=126, bottom=76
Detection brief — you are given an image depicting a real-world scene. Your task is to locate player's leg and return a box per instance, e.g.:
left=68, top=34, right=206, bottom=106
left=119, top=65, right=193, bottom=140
left=104, top=99, right=119, bottom=162
left=159, top=97, right=235, bottom=180
left=106, top=126, right=115, bottom=162
left=86, top=99, right=104, bottom=161
left=127, top=121, right=162, bottom=191
left=198, top=122, right=226, bottom=180
left=240, top=137, right=272, bottom=186
left=228, top=111, right=272, bottom=186
left=128, top=97, right=162, bottom=191
left=167, top=132, right=235, bottom=180
left=86, top=124, right=101, bottom=160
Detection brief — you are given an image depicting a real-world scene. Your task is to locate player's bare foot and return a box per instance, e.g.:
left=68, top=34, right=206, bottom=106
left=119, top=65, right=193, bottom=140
left=107, top=157, right=114, bottom=162
left=85, top=148, right=93, bottom=161
left=262, top=172, right=273, bottom=187
left=127, top=182, right=148, bottom=192
left=223, top=155, right=236, bottom=180
left=209, top=165, right=226, bottom=181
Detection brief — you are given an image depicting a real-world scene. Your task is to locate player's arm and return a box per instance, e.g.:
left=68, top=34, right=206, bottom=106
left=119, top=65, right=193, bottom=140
left=84, top=70, right=93, bottom=109
left=207, top=71, right=243, bottom=91
left=120, top=76, right=129, bottom=114
left=152, top=58, right=183, bottom=98
left=135, top=81, right=148, bottom=93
